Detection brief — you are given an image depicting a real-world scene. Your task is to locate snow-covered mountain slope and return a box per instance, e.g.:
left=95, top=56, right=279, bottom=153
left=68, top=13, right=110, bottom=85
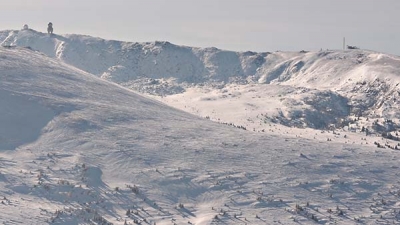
left=2, top=29, right=400, bottom=138
left=1, top=44, right=400, bottom=225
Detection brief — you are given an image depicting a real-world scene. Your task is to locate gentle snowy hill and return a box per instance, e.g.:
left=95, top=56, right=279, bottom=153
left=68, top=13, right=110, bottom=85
left=1, top=30, right=400, bottom=224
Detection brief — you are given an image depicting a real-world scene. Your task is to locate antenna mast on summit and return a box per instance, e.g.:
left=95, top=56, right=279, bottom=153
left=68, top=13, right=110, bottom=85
left=343, top=37, right=345, bottom=50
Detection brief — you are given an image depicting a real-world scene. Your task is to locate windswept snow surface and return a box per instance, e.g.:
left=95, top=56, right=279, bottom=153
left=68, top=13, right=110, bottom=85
left=0, top=30, right=400, bottom=224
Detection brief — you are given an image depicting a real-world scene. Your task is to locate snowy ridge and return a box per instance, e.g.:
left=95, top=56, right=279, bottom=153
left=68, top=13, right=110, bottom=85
left=0, top=29, right=268, bottom=84
left=1, top=32, right=400, bottom=224
left=3, top=29, right=400, bottom=87
left=2, top=29, right=400, bottom=134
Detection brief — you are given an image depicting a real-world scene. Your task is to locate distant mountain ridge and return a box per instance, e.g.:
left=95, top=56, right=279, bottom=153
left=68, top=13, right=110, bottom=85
left=2, top=28, right=400, bottom=134
left=0, top=29, right=270, bottom=84
left=2, top=29, right=400, bottom=87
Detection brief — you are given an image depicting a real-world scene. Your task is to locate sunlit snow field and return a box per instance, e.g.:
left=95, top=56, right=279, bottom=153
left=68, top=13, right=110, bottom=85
left=0, top=29, right=400, bottom=224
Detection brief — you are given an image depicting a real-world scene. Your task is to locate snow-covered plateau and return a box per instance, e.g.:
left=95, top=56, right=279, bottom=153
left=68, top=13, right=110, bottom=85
left=0, top=29, right=400, bottom=224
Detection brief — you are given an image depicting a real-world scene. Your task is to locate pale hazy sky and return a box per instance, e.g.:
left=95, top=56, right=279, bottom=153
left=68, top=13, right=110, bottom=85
left=1, top=0, right=399, bottom=55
